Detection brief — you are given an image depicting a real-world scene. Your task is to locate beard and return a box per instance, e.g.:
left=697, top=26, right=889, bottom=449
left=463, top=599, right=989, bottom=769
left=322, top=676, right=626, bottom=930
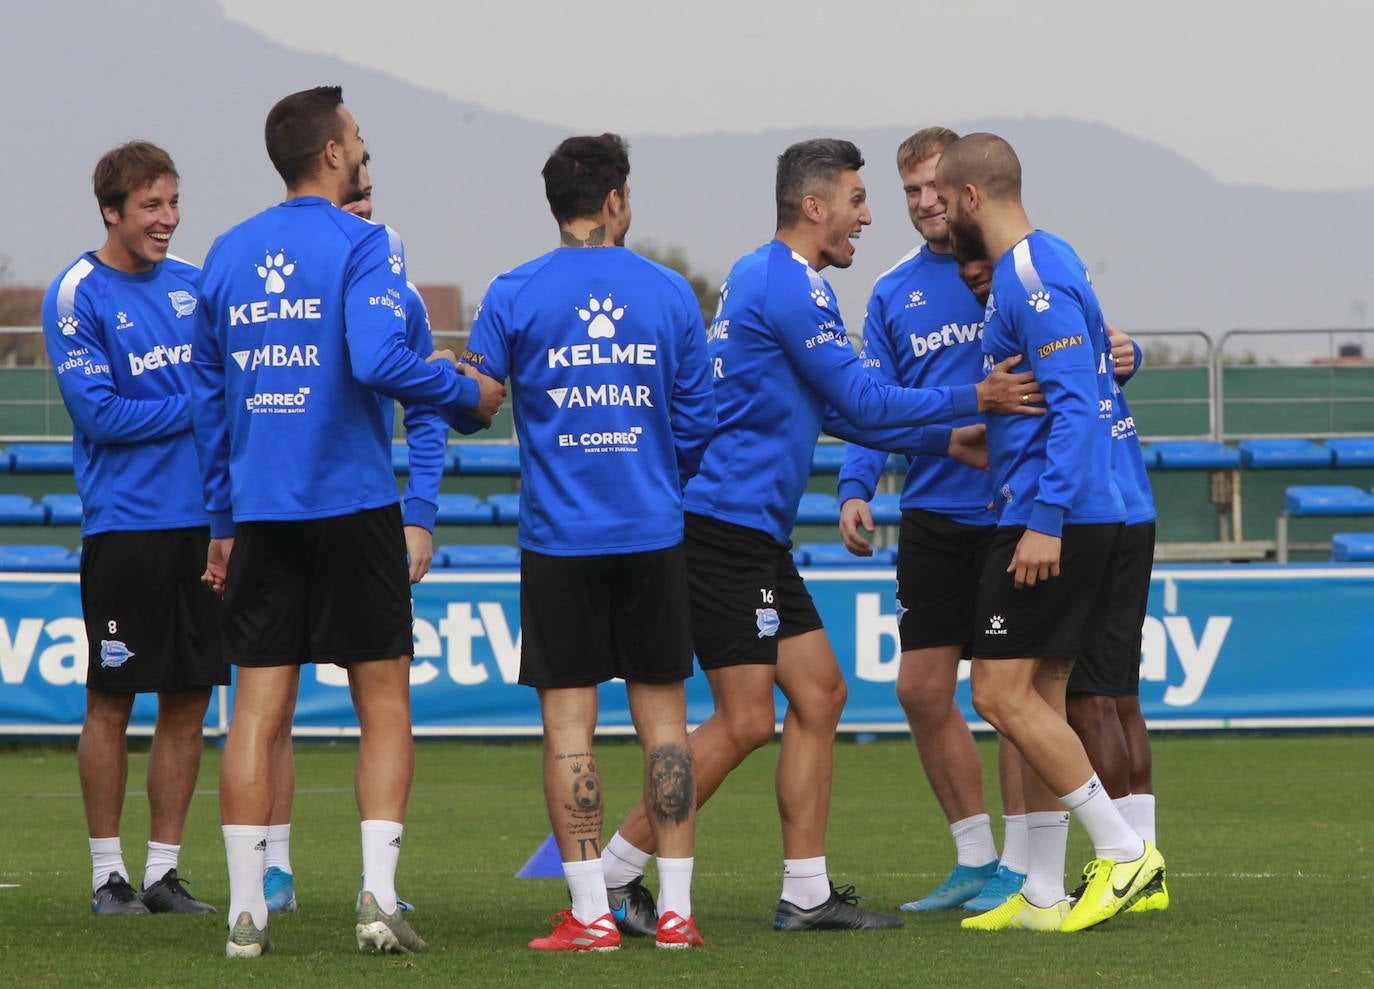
left=947, top=214, right=989, bottom=265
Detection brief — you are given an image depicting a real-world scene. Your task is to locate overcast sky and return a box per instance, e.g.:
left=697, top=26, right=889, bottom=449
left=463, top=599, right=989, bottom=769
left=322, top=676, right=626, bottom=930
left=220, top=0, right=1371, bottom=192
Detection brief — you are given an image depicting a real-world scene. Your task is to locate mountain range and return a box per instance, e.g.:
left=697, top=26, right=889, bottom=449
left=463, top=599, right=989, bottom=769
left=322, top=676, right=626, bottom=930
left=4, top=0, right=1371, bottom=361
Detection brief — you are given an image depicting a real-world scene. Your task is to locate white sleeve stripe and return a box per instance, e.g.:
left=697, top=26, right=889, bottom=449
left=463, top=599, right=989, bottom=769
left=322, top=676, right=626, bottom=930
left=1012, top=238, right=1043, bottom=294
left=56, top=258, right=95, bottom=318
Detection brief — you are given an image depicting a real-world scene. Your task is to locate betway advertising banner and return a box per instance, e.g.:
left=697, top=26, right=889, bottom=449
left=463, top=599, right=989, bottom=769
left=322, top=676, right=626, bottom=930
left=2, top=567, right=1371, bottom=734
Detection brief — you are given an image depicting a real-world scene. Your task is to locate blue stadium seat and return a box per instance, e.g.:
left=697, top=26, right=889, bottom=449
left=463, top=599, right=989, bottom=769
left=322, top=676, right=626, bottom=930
left=8, top=443, right=75, bottom=473
left=1135, top=444, right=1162, bottom=469
left=434, top=544, right=520, bottom=569
left=1283, top=486, right=1374, bottom=516
left=810, top=444, right=848, bottom=474
left=40, top=494, right=83, bottom=525
left=799, top=543, right=896, bottom=567
left=1323, top=438, right=1374, bottom=467
left=1239, top=439, right=1333, bottom=468
left=0, top=449, right=12, bottom=472
left=794, top=493, right=841, bottom=525
left=886, top=452, right=910, bottom=475
left=869, top=494, right=902, bottom=525
left=487, top=493, right=521, bottom=524
left=434, top=493, right=495, bottom=525
left=1149, top=440, right=1241, bottom=469
left=0, top=544, right=80, bottom=572
left=451, top=444, right=521, bottom=476
left=0, top=495, right=47, bottom=524
left=1332, top=533, right=1374, bottom=562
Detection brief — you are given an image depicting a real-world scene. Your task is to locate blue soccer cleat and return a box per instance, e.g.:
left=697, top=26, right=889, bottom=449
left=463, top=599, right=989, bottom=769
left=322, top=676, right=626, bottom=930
left=900, top=860, right=998, bottom=912
left=962, top=864, right=1028, bottom=912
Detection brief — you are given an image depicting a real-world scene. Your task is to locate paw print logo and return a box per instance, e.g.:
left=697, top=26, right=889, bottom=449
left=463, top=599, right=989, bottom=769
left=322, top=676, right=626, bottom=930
left=256, top=251, right=296, bottom=294
left=1028, top=290, right=1051, bottom=313
left=117, top=312, right=128, bottom=323
left=58, top=315, right=79, bottom=336
left=909, top=291, right=923, bottom=304
left=577, top=294, right=625, bottom=340
left=810, top=287, right=830, bottom=308
left=988, top=615, right=1005, bottom=631
left=387, top=254, right=403, bottom=275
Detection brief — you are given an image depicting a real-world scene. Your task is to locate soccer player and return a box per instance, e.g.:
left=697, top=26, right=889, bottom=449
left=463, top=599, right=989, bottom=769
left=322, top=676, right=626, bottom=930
left=460, top=133, right=714, bottom=951
left=597, top=138, right=1043, bottom=934
left=836, top=127, right=1028, bottom=914
left=933, top=132, right=1163, bottom=933
left=1065, top=325, right=1168, bottom=912
left=191, top=86, right=504, bottom=958
left=43, top=141, right=222, bottom=918
left=259, top=156, right=445, bottom=916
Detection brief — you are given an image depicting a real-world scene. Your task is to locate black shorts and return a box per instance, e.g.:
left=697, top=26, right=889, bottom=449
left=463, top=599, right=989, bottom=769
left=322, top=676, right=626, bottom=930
left=896, top=510, right=995, bottom=653
left=685, top=512, right=824, bottom=670
left=1069, top=522, right=1155, bottom=697
left=973, top=523, right=1121, bottom=659
left=518, top=544, right=694, bottom=689
left=223, top=504, right=413, bottom=667
left=80, top=527, right=228, bottom=694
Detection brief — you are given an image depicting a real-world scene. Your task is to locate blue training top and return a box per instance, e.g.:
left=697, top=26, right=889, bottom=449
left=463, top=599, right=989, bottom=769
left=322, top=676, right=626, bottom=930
left=837, top=244, right=995, bottom=524
left=1111, top=340, right=1157, bottom=525
left=462, top=246, right=716, bottom=556
left=42, top=253, right=209, bottom=536
left=980, top=231, right=1125, bottom=535
left=396, top=279, right=448, bottom=532
left=683, top=239, right=979, bottom=544
left=190, top=197, right=481, bottom=534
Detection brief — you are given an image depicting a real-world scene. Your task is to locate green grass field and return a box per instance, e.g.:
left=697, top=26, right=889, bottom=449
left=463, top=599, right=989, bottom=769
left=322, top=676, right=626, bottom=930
left=1, top=733, right=1370, bottom=987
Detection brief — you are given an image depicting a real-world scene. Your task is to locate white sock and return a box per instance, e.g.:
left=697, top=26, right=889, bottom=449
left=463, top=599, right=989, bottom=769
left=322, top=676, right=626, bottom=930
left=1000, top=814, right=1029, bottom=874
left=90, top=837, right=127, bottom=894
left=360, top=820, right=403, bottom=915
left=601, top=830, right=652, bottom=888
left=656, top=856, right=694, bottom=920
left=1061, top=775, right=1144, bottom=862
left=950, top=813, right=998, bottom=868
left=266, top=823, right=293, bottom=873
left=781, top=856, right=830, bottom=910
left=223, top=825, right=269, bottom=930
left=564, top=858, right=610, bottom=924
left=1020, top=811, right=1069, bottom=906
left=1116, top=793, right=1157, bottom=846
left=143, top=841, right=180, bottom=890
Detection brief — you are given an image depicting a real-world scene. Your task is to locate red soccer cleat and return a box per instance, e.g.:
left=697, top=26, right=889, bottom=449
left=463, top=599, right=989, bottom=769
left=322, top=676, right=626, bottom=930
left=528, top=909, right=621, bottom=951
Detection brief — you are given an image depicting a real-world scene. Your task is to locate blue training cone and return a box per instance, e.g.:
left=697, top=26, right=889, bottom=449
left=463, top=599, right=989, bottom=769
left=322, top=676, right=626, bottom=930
left=515, top=832, right=563, bottom=878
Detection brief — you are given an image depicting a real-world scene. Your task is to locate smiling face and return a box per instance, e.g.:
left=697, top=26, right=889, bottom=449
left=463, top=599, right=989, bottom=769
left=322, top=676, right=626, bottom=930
left=902, top=153, right=949, bottom=250
left=815, top=169, right=872, bottom=270
left=958, top=256, right=994, bottom=305
left=100, top=173, right=179, bottom=273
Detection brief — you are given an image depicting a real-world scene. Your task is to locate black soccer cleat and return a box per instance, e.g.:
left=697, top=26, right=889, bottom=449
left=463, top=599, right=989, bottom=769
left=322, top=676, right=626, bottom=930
left=773, top=882, right=903, bottom=931
left=607, top=875, right=658, bottom=938
left=91, top=872, right=150, bottom=916
left=139, top=868, right=217, bottom=914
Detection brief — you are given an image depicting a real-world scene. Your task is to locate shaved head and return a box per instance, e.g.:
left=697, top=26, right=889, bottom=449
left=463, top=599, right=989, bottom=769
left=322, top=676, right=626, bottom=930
left=936, top=133, right=1022, bottom=202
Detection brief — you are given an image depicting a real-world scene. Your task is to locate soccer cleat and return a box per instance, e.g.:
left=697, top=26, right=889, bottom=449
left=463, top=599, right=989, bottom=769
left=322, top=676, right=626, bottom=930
left=140, top=868, right=217, bottom=914
left=528, top=909, right=621, bottom=951
left=1061, top=842, right=1165, bottom=932
left=900, top=860, right=999, bottom=911
left=1125, top=870, right=1170, bottom=913
left=960, top=892, right=1069, bottom=931
left=655, top=911, right=705, bottom=949
left=225, top=911, right=273, bottom=958
left=606, top=875, right=658, bottom=937
left=962, top=865, right=1028, bottom=912
left=263, top=866, right=297, bottom=914
left=90, top=872, right=150, bottom=916
left=774, top=882, right=903, bottom=931
left=355, top=890, right=429, bottom=954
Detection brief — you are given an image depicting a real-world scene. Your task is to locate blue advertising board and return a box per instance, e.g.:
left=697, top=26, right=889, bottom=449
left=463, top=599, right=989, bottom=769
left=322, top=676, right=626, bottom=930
left=2, top=567, right=1372, bottom=734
